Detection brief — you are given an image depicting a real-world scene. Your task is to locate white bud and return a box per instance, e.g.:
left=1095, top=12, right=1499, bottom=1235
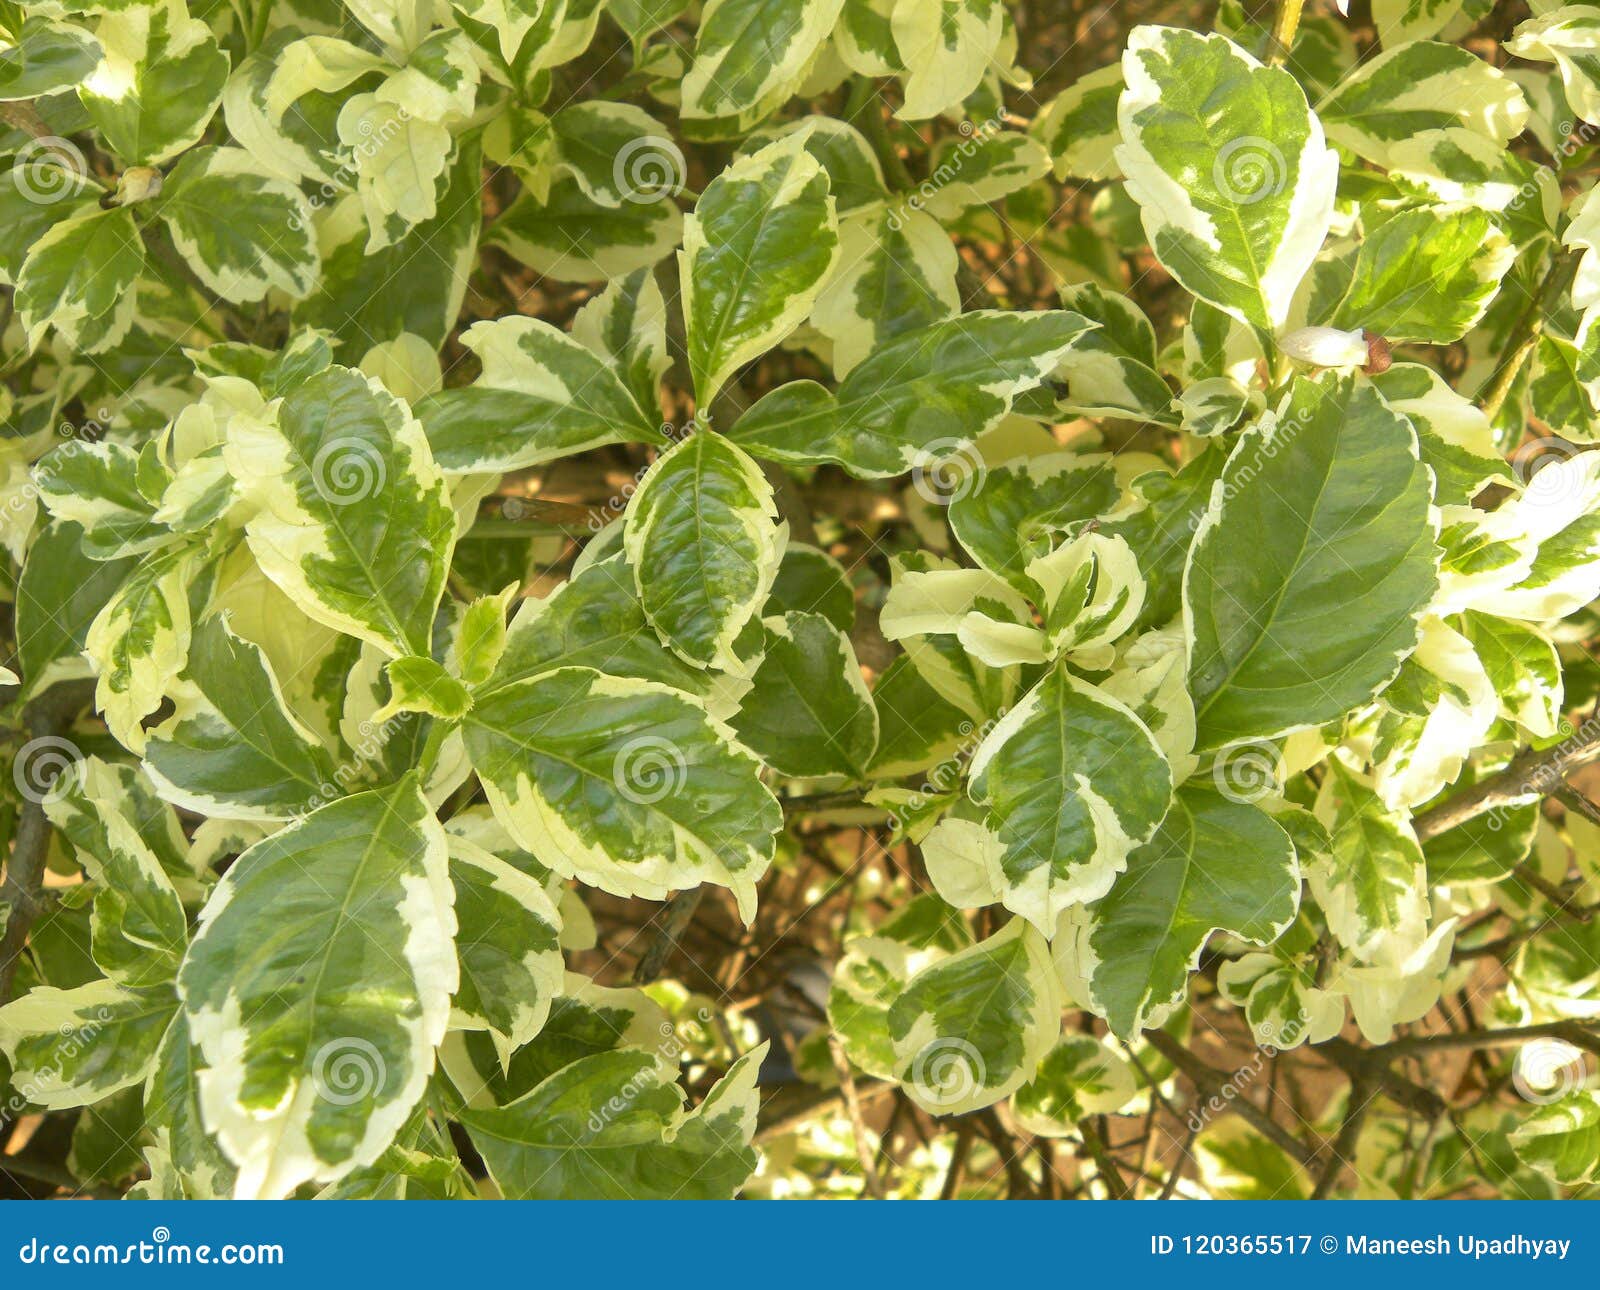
left=1278, top=325, right=1368, bottom=369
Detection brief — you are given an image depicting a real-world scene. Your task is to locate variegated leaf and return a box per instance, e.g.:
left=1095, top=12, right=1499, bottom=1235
left=1117, top=25, right=1338, bottom=333
left=226, top=366, right=455, bottom=659
left=623, top=431, right=783, bottom=671
left=178, top=778, right=457, bottom=1199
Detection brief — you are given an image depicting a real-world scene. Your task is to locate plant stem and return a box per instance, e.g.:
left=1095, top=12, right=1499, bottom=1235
left=1411, top=729, right=1600, bottom=841
left=827, top=1033, right=887, bottom=1198
left=1143, top=1029, right=1318, bottom=1166
left=1266, top=0, right=1305, bottom=66
left=0, top=683, right=94, bottom=1007
left=1476, top=252, right=1578, bottom=420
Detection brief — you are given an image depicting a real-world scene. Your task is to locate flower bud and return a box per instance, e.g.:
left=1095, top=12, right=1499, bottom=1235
left=1278, top=325, right=1369, bottom=369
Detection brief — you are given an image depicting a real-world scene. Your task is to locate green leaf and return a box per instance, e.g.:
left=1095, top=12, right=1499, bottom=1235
left=487, top=555, right=719, bottom=702
left=177, top=777, right=456, bottom=1199
left=1328, top=206, right=1512, bottom=344
left=461, top=1044, right=765, bottom=1198
left=1372, top=362, right=1508, bottom=507
left=948, top=451, right=1120, bottom=595
left=887, top=919, right=1059, bottom=1115
left=622, top=431, right=783, bottom=671
left=1510, top=1091, right=1600, bottom=1186
left=681, top=0, right=843, bottom=127
left=448, top=836, right=563, bottom=1066
left=682, top=131, right=839, bottom=407
left=33, top=440, right=167, bottom=560
left=1318, top=39, right=1527, bottom=169
left=811, top=206, right=960, bottom=377
left=765, top=542, right=855, bottom=632
left=47, top=758, right=188, bottom=988
left=78, top=0, right=228, bottom=165
left=1033, top=62, right=1124, bottom=182
left=892, top=0, right=1007, bottom=121
left=297, top=140, right=482, bottom=352
left=0, top=979, right=177, bottom=1111
left=142, top=617, right=340, bottom=821
left=491, top=172, right=682, bottom=283
left=1312, top=760, right=1430, bottom=965
left=731, top=611, right=878, bottom=779
left=1053, top=283, right=1179, bottom=424
left=143, top=1012, right=238, bottom=1199
left=84, top=542, right=205, bottom=754
left=15, top=205, right=145, bottom=351
left=1064, top=787, right=1299, bottom=1038
left=729, top=310, right=1097, bottom=477
left=570, top=266, right=671, bottom=417
left=416, top=316, right=665, bottom=473
left=0, top=17, right=99, bottom=100
left=1458, top=610, right=1563, bottom=739
left=225, top=365, right=456, bottom=658
left=1116, top=25, right=1338, bottom=332
left=379, top=656, right=472, bottom=722
left=928, top=665, right=1173, bottom=933
left=155, top=146, right=319, bottom=304
left=16, top=522, right=135, bottom=700
left=1185, top=375, right=1439, bottom=751
left=1010, top=1034, right=1139, bottom=1132
left=463, top=667, right=781, bottom=920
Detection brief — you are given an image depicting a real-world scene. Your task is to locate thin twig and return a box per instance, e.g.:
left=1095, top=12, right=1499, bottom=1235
left=827, top=1033, right=886, bottom=1198
left=1143, top=1030, right=1318, bottom=1167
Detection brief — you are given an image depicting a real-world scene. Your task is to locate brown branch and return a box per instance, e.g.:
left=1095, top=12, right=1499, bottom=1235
left=1412, top=729, right=1600, bottom=841
left=827, top=1033, right=886, bottom=1199
left=1142, top=1029, right=1317, bottom=1167
left=0, top=682, right=95, bottom=1008
left=1379, top=1021, right=1600, bottom=1061
left=629, top=888, right=703, bottom=986
left=1076, top=1117, right=1133, bottom=1199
